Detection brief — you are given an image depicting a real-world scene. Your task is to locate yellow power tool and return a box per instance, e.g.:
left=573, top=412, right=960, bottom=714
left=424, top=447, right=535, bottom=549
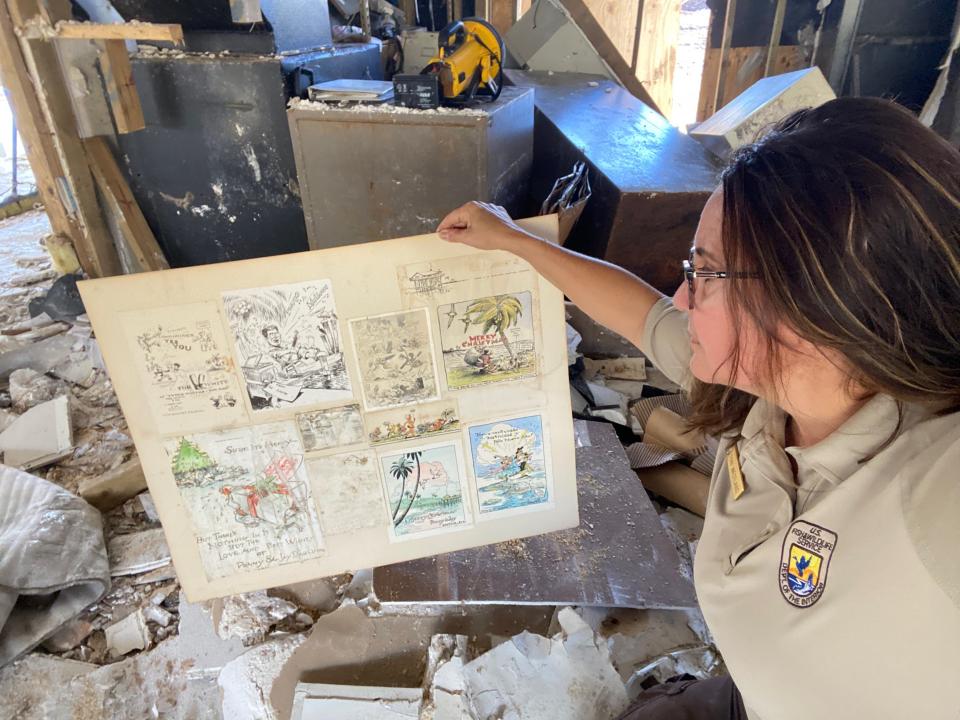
left=394, top=18, right=505, bottom=108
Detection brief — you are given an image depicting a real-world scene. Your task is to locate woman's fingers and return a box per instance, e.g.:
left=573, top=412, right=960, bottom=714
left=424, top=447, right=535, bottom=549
left=436, top=201, right=519, bottom=248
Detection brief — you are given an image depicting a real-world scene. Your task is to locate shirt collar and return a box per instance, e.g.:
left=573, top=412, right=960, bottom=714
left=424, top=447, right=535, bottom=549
left=729, top=394, right=929, bottom=487
left=785, top=394, right=909, bottom=486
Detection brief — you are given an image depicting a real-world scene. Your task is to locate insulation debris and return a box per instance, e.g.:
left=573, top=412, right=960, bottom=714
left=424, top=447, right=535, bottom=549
left=461, top=607, right=629, bottom=720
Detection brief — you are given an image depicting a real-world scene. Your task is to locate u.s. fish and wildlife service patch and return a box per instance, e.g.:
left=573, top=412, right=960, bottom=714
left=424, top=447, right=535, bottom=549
left=779, top=520, right=837, bottom=608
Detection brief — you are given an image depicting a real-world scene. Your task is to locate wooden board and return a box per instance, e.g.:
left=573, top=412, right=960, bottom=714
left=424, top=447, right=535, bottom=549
left=98, top=39, right=144, bottom=134
left=581, top=0, right=642, bottom=69
left=698, top=45, right=806, bottom=121
left=635, top=0, right=681, bottom=120
left=84, top=136, right=168, bottom=272
left=78, top=216, right=579, bottom=602
left=559, top=0, right=659, bottom=111
left=55, top=21, right=184, bottom=43
left=1, top=0, right=121, bottom=277
left=0, top=0, right=77, bottom=247
left=488, top=0, right=515, bottom=35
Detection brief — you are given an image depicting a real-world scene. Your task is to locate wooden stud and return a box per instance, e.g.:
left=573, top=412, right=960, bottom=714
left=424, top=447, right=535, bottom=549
left=763, top=0, right=787, bottom=77
left=84, top=136, right=169, bottom=272
left=488, top=0, right=515, bottom=35
left=7, top=0, right=121, bottom=277
left=53, top=21, right=184, bottom=44
left=98, top=39, right=144, bottom=134
left=712, top=0, right=737, bottom=114
left=453, top=0, right=463, bottom=22
left=0, top=0, right=78, bottom=248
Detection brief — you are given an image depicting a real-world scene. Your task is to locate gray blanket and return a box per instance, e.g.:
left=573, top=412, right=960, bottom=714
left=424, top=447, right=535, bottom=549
left=0, top=464, right=110, bottom=666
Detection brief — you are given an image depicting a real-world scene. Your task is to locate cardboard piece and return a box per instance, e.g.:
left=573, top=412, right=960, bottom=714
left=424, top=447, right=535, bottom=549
left=636, top=462, right=710, bottom=517
left=79, top=216, right=577, bottom=601
left=643, top=406, right=706, bottom=455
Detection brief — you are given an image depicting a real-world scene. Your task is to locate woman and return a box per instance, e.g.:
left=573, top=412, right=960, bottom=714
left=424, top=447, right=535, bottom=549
left=437, top=97, right=960, bottom=720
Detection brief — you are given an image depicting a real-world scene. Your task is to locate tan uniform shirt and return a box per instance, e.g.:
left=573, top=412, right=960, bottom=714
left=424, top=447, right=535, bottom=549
left=641, top=297, right=960, bottom=720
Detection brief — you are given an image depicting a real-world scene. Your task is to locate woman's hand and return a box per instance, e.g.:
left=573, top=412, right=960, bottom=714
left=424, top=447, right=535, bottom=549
left=437, top=201, right=531, bottom=251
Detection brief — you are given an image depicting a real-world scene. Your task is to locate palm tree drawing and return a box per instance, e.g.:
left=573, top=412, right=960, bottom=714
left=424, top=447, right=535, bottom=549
left=462, top=295, right=523, bottom=361
left=389, top=451, right=423, bottom=527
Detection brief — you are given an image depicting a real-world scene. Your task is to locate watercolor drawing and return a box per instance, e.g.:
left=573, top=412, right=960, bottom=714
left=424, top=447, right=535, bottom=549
left=164, top=422, right=324, bottom=579
left=365, top=400, right=459, bottom=445
left=468, top=415, right=549, bottom=514
left=349, top=308, right=440, bottom=410
left=437, top=292, right=537, bottom=390
left=305, top=451, right=387, bottom=535
left=222, top=280, right=351, bottom=411
left=379, top=442, right=468, bottom=537
left=296, top=404, right=365, bottom=452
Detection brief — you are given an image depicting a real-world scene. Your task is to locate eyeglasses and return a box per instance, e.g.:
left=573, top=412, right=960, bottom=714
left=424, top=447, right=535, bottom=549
left=682, top=254, right=757, bottom=308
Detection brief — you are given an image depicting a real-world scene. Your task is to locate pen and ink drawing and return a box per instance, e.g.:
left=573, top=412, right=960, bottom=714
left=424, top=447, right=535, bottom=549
left=296, top=404, right=365, bottom=452
left=437, top=291, right=537, bottom=390
left=380, top=441, right=468, bottom=537
left=349, top=308, right=440, bottom=410
left=468, top=415, right=549, bottom=514
left=165, top=421, right=324, bottom=579
left=305, top=451, right=387, bottom=535
left=399, top=253, right=531, bottom=303
left=123, top=303, right=245, bottom=429
left=365, top=399, right=460, bottom=445
left=222, top=280, right=351, bottom=411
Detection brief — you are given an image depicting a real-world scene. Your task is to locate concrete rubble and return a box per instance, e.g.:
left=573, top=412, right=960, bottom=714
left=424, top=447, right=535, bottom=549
left=461, top=608, right=629, bottom=720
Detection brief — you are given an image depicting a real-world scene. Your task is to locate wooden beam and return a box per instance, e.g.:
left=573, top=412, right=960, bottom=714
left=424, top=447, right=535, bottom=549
left=634, top=0, right=681, bottom=120
left=84, top=136, right=168, bottom=272
left=53, top=20, right=184, bottom=44
left=488, top=0, right=515, bottom=35
left=453, top=0, right=463, bottom=22
left=0, top=0, right=78, bottom=247
left=711, top=0, right=737, bottom=114
left=7, top=0, right=121, bottom=277
left=78, top=458, right=147, bottom=511
left=97, top=39, right=144, bottom=134
left=559, top=0, right=661, bottom=112
left=763, top=0, right=787, bottom=77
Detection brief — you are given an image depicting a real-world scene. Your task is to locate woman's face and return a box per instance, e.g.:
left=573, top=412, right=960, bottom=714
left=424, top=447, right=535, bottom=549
left=672, top=189, right=764, bottom=392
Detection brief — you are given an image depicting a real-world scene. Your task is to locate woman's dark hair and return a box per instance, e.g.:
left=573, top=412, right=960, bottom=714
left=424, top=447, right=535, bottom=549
left=688, top=96, right=960, bottom=435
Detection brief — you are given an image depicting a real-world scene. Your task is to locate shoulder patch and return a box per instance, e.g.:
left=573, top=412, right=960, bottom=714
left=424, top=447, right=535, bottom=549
left=779, top=520, right=837, bottom=608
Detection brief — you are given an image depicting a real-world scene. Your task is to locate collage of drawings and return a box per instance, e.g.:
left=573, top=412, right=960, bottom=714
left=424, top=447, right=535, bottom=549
left=130, top=276, right=550, bottom=580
